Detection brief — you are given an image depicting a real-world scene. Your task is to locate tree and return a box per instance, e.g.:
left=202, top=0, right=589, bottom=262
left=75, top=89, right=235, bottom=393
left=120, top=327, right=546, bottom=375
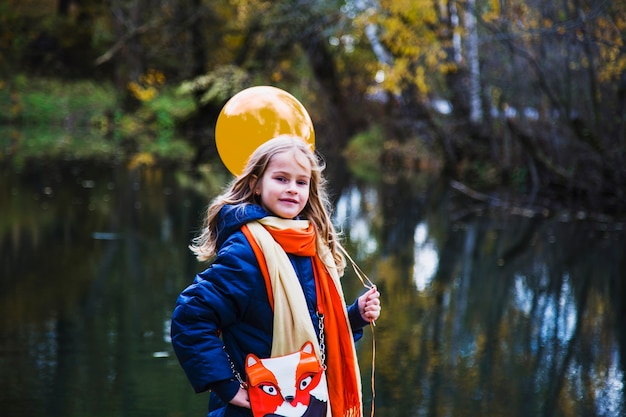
left=356, top=0, right=626, bottom=213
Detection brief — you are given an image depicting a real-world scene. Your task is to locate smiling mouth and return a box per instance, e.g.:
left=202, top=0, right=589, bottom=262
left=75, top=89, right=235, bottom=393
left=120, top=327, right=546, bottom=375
left=280, top=198, right=298, bottom=204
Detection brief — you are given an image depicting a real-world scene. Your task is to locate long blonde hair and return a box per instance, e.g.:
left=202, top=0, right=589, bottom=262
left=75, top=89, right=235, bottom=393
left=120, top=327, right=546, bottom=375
left=190, top=135, right=346, bottom=274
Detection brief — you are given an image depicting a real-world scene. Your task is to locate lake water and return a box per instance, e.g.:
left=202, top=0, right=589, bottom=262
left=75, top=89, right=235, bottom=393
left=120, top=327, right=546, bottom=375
left=1, top=160, right=624, bottom=417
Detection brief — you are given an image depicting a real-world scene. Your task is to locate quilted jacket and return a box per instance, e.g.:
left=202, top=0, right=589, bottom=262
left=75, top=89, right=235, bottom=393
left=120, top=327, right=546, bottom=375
left=170, top=203, right=368, bottom=417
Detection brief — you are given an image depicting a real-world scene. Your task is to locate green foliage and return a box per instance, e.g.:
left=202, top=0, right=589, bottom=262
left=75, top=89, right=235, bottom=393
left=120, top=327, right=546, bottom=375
left=0, top=77, right=123, bottom=169
left=149, top=90, right=196, bottom=122
left=344, top=125, right=385, bottom=184
left=461, top=161, right=500, bottom=189
left=177, top=65, right=250, bottom=105
left=0, top=76, right=195, bottom=166
left=0, top=125, right=120, bottom=171
left=0, top=77, right=116, bottom=125
left=344, top=125, right=442, bottom=185
left=510, top=166, right=528, bottom=193
left=118, top=86, right=195, bottom=162
left=115, top=118, right=193, bottom=164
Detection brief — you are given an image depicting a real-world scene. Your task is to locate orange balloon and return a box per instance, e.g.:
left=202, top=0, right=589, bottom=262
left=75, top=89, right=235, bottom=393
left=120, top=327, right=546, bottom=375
left=215, top=86, right=315, bottom=176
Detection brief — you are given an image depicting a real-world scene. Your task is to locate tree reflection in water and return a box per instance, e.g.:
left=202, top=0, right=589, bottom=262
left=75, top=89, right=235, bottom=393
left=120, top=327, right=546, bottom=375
left=336, top=175, right=625, bottom=417
left=0, top=164, right=624, bottom=417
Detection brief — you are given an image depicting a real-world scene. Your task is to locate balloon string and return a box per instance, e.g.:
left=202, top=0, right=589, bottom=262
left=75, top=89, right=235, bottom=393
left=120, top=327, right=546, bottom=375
left=338, top=243, right=375, bottom=288
left=369, top=321, right=376, bottom=417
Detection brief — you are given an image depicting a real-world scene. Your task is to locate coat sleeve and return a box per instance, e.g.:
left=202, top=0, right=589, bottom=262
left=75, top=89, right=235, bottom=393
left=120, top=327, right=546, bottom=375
left=347, top=298, right=368, bottom=342
left=170, top=233, right=264, bottom=401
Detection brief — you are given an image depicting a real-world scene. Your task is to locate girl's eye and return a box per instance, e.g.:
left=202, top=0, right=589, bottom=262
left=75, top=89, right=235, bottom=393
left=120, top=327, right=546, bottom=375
left=297, top=180, right=308, bottom=186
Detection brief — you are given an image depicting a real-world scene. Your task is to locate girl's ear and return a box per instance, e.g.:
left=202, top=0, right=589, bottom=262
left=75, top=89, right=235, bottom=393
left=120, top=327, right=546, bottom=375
left=249, top=175, right=258, bottom=194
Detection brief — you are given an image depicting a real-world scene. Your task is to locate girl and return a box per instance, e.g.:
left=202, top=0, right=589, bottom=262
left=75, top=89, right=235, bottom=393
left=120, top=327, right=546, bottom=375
left=171, top=135, right=381, bottom=417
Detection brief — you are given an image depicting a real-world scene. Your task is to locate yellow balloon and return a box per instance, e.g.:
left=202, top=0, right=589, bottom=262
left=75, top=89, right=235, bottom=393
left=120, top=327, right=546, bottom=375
left=215, top=86, right=315, bottom=176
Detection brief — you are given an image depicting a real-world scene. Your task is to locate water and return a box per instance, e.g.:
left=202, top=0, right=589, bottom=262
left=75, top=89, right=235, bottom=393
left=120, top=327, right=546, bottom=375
left=1, top=161, right=624, bottom=417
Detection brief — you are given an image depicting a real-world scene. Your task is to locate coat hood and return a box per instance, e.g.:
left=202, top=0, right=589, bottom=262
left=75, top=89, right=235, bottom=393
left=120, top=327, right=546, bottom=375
left=215, top=203, right=269, bottom=249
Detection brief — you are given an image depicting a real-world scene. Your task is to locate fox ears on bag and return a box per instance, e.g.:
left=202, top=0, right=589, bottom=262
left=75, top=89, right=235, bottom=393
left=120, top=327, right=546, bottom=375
left=245, top=341, right=321, bottom=387
left=246, top=341, right=315, bottom=366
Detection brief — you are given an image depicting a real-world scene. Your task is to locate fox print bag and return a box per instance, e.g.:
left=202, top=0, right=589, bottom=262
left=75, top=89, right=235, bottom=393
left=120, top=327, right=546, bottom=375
left=245, top=341, right=328, bottom=417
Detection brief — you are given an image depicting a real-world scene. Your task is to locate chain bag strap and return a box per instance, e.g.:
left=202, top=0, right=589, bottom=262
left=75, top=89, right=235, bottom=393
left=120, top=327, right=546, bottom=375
left=224, top=314, right=328, bottom=417
left=225, top=312, right=326, bottom=384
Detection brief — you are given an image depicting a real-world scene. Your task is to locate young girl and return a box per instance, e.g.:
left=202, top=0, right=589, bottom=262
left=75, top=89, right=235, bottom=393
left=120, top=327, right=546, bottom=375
left=171, top=135, right=381, bottom=417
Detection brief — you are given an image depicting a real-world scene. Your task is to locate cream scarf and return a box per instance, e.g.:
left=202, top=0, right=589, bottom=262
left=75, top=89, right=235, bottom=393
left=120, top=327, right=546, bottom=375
left=245, top=217, right=332, bottom=357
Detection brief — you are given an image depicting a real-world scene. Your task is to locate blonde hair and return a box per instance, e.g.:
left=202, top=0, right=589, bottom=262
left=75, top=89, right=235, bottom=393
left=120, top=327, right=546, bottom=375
left=190, top=135, right=346, bottom=274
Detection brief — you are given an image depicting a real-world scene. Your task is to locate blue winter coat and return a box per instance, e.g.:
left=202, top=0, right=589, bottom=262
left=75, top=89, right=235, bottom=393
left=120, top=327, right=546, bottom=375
left=170, top=203, right=368, bottom=417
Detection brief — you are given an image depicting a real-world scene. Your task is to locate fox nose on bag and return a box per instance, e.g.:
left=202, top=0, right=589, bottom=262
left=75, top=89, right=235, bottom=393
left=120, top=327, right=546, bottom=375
left=284, top=395, right=295, bottom=403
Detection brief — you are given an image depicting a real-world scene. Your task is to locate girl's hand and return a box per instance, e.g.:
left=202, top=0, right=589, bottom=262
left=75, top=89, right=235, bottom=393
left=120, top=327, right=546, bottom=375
left=358, top=286, right=381, bottom=323
left=229, top=386, right=251, bottom=409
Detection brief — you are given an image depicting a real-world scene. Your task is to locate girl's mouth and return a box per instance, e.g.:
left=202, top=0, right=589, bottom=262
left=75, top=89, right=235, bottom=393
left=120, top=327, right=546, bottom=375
left=280, top=198, right=298, bottom=204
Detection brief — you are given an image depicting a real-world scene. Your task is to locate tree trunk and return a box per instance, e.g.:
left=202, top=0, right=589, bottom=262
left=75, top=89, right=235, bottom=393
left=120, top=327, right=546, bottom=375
left=464, top=0, right=483, bottom=124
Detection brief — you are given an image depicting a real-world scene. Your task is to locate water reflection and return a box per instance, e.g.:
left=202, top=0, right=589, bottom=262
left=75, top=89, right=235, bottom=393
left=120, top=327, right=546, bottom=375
left=1, top=162, right=624, bottom=417
left=0, top=162, right=210, bottom=417
left=336, top=179, right=625, bottom=417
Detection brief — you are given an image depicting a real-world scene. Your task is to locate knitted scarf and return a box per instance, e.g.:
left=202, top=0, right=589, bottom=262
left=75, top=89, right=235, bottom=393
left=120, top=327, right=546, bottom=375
left=241, top=217, right=362, bottom=417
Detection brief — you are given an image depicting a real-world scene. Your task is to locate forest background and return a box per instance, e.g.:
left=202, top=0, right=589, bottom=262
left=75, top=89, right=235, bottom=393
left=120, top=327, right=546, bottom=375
left=1, top=0, right=625, bottom=216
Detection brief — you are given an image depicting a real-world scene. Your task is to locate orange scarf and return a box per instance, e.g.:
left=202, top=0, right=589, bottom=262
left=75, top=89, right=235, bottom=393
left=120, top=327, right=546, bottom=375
left=242, top=221, right=362, bottom=417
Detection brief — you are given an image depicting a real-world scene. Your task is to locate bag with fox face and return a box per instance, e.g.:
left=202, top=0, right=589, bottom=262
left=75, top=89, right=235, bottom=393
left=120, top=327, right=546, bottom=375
left=245, top=341, right=328, bottom=417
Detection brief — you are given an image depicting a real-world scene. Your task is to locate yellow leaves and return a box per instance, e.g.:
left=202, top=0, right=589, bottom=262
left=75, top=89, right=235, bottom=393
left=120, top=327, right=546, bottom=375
left=414, top=66, right=428, bottom=95
left=488, top=0, right=501, bottom=17
left=367, top=0, right=625, bottom=107
left=379, top=60, right=433, bottom=96
left=377, top=0, right=437, bottom=51
left=439, top=61, right=458, bottom=75
left=615, top=14, right=626, bottom=32
left=370, top=1, right=449, bottom=99
left=592, top=15, right=626, bottom=83
left=140, top=69, right=166, bottom=87
left=127, top=152, right=155, bottom=170
left=378, top=63, right=403, bottom=96
left=511, top=3, right=529, bottom=21
left=598, top=52, right=626, bottom=84
left=425, top=49, right=442, bottom=69
left=128, top=69, right=166, bottom=102
left=380, top=0, right=436, bottom=25
left=231, top=0, right=271, bottom=25
left=127, top=82, right=157, bottom=102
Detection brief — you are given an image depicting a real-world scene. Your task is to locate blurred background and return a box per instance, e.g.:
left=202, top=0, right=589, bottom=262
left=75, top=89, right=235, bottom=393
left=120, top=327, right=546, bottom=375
left=1, top=1, right=625, bottom=417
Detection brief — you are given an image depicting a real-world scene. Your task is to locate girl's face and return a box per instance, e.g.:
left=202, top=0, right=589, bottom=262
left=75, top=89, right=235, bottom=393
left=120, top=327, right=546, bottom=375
left=254, top=150, right=311, bottom=219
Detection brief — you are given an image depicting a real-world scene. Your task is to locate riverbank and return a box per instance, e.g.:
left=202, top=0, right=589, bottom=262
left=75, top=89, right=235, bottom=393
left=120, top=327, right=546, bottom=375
left=2, top=76, right=625, bottom=220
left=0, top=77, right=196, bottom=170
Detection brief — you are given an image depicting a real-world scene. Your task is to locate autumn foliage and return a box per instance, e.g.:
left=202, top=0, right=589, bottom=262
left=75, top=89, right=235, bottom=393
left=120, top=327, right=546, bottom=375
left=1, top=0, right=625, bottom=213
